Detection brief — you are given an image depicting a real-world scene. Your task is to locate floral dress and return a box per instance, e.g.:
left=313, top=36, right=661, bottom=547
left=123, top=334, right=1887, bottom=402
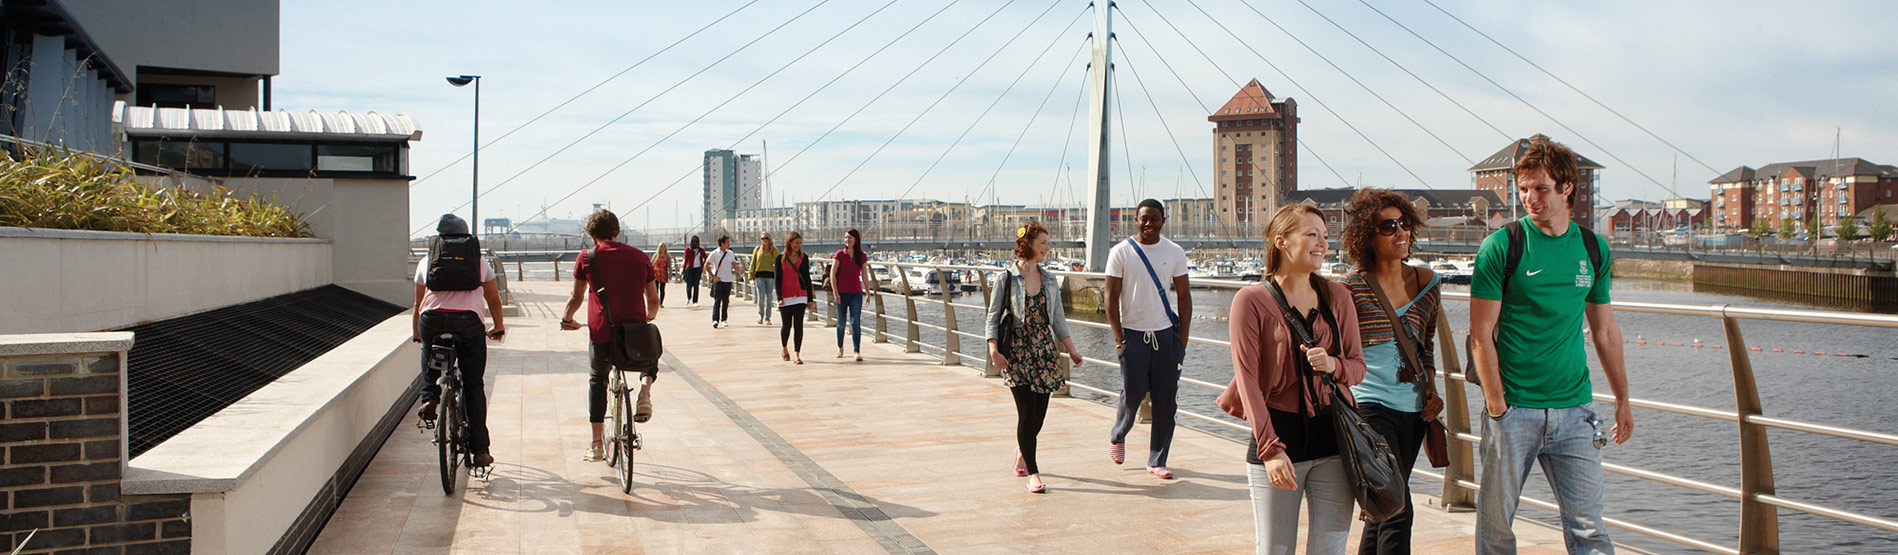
left=1004, top=289, right=1064, bottom=394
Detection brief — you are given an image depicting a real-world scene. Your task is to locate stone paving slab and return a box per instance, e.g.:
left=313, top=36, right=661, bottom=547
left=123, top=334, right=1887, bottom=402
left=309, top=280, right=1590, bottom=554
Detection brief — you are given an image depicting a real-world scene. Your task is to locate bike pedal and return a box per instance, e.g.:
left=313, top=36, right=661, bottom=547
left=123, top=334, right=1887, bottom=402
left=471, top=465, right=494, bottom=480
left=416, top=419, right=435, bottom=431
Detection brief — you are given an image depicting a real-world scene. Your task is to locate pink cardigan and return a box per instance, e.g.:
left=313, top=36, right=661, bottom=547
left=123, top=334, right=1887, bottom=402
left=1228, top=281, right=1367, bottom=461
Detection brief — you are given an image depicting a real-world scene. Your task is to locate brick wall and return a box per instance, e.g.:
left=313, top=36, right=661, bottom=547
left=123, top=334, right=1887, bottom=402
left=2, top=340, right=192, bottom=555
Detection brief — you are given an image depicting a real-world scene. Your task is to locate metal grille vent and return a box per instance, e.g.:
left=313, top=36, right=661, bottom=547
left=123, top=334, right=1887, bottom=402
left=121, top=285, right=405, bottom=458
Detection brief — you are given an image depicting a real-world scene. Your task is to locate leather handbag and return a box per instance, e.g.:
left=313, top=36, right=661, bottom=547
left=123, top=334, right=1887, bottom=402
left=1266, top=277, right=1408, bottom=524
left=587, top=248, right=663, bottom=367
left=993, top=269, right=1017, bottom=360
left=1362, top=270, right=1450, bottom=468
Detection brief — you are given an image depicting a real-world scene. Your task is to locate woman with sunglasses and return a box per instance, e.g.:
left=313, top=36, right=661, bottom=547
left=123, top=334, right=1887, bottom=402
left=1338, top=188, right=1443, bottom=554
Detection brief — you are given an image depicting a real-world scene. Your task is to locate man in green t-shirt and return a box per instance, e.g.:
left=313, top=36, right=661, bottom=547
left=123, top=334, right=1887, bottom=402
left=1469, top=137, right=1633, bottom=555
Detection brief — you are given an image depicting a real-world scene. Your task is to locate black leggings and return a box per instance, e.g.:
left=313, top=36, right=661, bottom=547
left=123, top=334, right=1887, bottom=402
left=1010, top=385, right=1051, bottom=475
left=780, top=303, right=808, bottom=350
left=656, top=282, right=667, bottom=305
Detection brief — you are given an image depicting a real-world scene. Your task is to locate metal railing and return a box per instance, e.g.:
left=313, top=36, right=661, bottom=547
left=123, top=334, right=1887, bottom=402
left=720, top=254, right=1898, bottom=555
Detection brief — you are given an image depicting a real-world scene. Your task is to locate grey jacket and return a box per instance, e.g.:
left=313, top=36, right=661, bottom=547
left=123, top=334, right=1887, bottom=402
left=984, top=261, right=1071, bottom=342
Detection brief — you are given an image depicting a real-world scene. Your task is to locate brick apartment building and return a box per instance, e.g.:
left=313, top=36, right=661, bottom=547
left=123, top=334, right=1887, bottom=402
left=1468, top=134, right=1602, bottom=230
left=1707, top=157, right=1898, bottom=233
left=1208, top=79, right=1297, bottom=223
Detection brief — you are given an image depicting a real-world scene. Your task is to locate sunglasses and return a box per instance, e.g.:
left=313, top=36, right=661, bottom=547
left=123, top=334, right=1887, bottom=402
left=1376, top=218, right=1413, bottom=236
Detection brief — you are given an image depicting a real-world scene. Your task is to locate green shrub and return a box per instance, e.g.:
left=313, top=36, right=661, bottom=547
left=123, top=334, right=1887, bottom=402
left=0, top=148, right=310, bottom=237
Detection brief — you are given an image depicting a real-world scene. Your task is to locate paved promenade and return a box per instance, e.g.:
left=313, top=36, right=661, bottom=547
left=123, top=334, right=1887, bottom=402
left=308, top=280, right=1583, bottom=554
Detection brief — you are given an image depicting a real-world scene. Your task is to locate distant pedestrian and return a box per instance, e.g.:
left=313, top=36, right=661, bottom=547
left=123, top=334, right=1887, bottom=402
left=1470, top=137, right=1630, bottom=555
left=752, top=233, right=780, bottom=326
left=829, top=228, right=874, bottom=361
left=1104, top=198, right=1192, bottom=478
left=556, top=210, right=660, bottom=462
left=652, top=243, right=672, bottom=307
left=776, top=232, right=814, bottom=364
left=1230, top=204, right=1365, bottom=554
left=985, top=220, right=1082, bottom=494
left=707, top=235, right=741, bottom=328
left=682, top=236, right=706, bottom=306
left=1340, top=188, right=1444, bottom=554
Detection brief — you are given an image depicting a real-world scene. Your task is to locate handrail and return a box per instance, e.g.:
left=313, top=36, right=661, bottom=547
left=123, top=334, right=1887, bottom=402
left=716, top=255, right=1898, bottom=555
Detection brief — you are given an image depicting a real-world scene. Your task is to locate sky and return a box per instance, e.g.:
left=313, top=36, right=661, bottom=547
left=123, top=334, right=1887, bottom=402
left=269, top=1, right=1898, bottom=237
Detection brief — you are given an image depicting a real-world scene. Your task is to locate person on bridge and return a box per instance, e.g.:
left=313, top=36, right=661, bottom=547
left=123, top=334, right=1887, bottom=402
left=1340, top=188, right=1445, bottom=554
left=985, top=220, right=1083, bottom=494
left=706, top=235, right=741, bottom=328
left=681, top=236, right=706, bottom=306
left=776, top=231, right=814, bottom=364
left=830, top=228, right=874, bottom=361
left=751, top=233, right=779, bottom=326
left=1470, top=137, right=1632, bottom=555
left=652, top=243, right=671, bottom=307
left=412, top=213, right=505, bottom=470
left=559, top=210, right=661, bottom=462
left=1104, top=198, right=1193, bottom=479
left=1229, top=204, right=1365, bottom=554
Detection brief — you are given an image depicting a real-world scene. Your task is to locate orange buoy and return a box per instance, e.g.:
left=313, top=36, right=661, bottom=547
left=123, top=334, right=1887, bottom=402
left=1815, top=351, right=1827, bottom=356
left=1771, top=348, right=1783, bottom=353
left=1750, top=347, right=1762, bottom=351
left=1793, top=350, right=1805, bottom=354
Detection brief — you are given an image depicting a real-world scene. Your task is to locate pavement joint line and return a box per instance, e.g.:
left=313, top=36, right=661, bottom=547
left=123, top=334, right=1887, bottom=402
left=661, top=351, right=936, bottom=555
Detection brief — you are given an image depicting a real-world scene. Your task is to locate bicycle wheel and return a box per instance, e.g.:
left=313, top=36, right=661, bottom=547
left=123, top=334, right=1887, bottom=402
left=606, top=375, right=623, bottom=468
left=437, top=390, right=459, bottom=494
left=616, top=385, right=636, bottom=493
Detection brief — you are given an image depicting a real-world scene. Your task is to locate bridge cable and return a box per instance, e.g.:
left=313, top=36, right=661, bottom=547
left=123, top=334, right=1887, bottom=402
left=1287, top=0, right=1509, bottom=141
left=1110, top=36, right=1209, bottom=200
left=967, top=39, right=1092, bottom=218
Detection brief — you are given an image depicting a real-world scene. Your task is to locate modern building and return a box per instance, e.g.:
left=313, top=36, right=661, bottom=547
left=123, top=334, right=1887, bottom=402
left=0, top=0, right=135, bottom=154
left=1468, top=133, right=1603, bottom=230
left=702, top=149, right=761, bottom=231
left=1707, top=157, right=1898, bottom=233
left=1208, top=79, right=1298, bottom=223
left=732, top=206, right=794, bottom=235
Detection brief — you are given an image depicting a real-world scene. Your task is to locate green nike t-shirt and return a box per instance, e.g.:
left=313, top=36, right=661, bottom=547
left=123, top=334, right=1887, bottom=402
left=1470, top=217, right=1612, bottom=409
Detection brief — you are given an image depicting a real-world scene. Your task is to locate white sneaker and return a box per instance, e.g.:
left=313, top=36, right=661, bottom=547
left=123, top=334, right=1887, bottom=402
left=582, top=446, right=604, bottom=462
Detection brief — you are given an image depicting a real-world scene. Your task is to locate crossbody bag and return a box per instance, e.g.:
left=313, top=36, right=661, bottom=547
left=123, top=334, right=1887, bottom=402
left=587, top=247, right=663, bottom=367
left=1362, top=268, right=1449, bottom=468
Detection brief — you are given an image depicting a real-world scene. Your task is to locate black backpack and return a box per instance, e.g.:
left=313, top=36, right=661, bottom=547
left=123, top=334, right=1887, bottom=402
left=426, top=234, right=482, bottom=292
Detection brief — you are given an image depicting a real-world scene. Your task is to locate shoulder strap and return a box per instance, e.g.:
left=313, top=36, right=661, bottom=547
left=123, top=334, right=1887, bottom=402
left=587, top=247, right=619, bottom=326
left=1579, top=225, right=1605, bottom=276
left=1125, top=238, right=1180, bottom=328
left=1364, top=269, right=1430, bottom=387
left=1502, top=220, right=1526, bottom=294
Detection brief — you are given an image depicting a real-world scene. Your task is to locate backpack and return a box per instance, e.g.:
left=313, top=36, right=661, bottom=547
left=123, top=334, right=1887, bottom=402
left=426, top=234, right=482, bottom=291
left=1465, top=220, right=1606, bottom=385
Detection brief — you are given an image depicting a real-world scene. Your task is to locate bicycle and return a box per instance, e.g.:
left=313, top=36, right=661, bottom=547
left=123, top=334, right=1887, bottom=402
left=604, top=361, right=645, bottom=493
left=418, top=331, right=496, bottom=494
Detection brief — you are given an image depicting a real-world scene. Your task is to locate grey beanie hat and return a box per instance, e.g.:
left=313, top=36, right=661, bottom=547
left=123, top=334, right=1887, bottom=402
left=437, top=214, right=470, bottom=235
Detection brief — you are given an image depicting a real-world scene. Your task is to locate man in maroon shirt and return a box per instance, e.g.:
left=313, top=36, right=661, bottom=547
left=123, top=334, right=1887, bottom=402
left=559, top=211, right=660, bottom=463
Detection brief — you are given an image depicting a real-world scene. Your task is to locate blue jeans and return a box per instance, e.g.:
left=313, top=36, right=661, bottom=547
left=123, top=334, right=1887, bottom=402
left=835, top=292, right=864, bottom=352
left=1477, top=404, right=1614, bottom=555
left=755, top=277, right=777, bottom=322
left=1111, top=326, right=1184, bottom=467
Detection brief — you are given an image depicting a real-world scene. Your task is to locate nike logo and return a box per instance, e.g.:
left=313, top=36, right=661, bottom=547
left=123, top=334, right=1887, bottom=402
left=1526, top=269, right=1544, bottom=276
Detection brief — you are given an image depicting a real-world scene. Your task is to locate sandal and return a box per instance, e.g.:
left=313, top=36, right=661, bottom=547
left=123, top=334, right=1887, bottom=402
left=782, top=350, right=791, bottom=361
left=1026, top=477, right=1046, bottom=494
left=1109, top=443, right=1126, bottom=465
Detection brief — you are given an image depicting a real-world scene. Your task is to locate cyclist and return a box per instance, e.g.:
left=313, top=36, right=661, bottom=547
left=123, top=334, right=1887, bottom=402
left=413, top=214, right=504, bottom=469
left=560, top=210, right=661, bottom=462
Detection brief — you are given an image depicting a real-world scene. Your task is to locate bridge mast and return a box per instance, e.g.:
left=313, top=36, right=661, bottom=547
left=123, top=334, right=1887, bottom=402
left=1083, top=1, right=1115, bottom=271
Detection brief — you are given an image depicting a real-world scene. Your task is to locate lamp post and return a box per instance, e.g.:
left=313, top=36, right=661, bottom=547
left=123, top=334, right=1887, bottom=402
left=446, top=75, right=481, bottom=233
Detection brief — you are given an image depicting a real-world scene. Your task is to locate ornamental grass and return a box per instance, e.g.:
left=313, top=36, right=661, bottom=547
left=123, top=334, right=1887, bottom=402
left=0, top=147, right=310, bottom=238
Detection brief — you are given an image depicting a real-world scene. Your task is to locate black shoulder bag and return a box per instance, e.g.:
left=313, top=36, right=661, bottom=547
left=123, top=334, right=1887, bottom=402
left=587, top=248, right=664, bottom=368
left=993, top=269, right=1017, bottom=360
left=1266, top=276, right=1408, bottom=523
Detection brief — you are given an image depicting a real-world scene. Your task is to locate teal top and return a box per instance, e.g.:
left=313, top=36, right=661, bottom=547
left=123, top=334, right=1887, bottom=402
left=1471, top=217, right=1612, bottom=409
left=1350, top=272, right=1440, bottom=412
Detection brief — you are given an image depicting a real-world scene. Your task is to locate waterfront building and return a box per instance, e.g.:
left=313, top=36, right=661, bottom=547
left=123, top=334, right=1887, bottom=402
left=1207, top=79, right=1298, bottom=223
left=1468, top=133, right=1603, bottom=230
left=703, top=149, right=762, bottom=231
left=1284, top=188, right=1507, bottom=234
left=733, top=206, right=795, bottom=235
left=1595, top=198, right=1707, bottom=238
left=1707, top=157, right=1898, bottom=234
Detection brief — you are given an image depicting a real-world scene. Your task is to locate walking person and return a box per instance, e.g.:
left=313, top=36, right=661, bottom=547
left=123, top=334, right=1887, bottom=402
left=1340, top=188, right=1444, bottom=554
left=776, top=232, right=814, bottom=365
left=707, top=235, right=741, bottom=328
left=652, top=243, right=671, bottom=307
left=985, top=221, right=1083, bottom=494
left=558, top=211, right=661, bottom=462
left=1470, top=137, right=1631, bottom=555
left=1229, top=205, right=1366, bottom=555
left=752, top=233, right=780, bottom=326
left=412, top=214, right=505, bottom=470
left=681, top=236, right=706, bottom=306
left=829, top=228, right=874, bottom=361
left=1104, top=199, right=1193, bottom=478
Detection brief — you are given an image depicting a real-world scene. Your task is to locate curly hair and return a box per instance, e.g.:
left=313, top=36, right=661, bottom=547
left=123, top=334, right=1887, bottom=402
left=1513, top=135, right=1582, bottom=209
left=1341, top=188, right=1426, bottom=270
left=1263, top=205, right=1326, bottom=275
left=1013, top=220, right=1050, bottom=260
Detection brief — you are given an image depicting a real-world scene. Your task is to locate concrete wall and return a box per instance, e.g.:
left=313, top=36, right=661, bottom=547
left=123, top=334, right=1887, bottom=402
left=0, top=228, right=331, bottom=335
left=62, top=0, right=279, bottom=85
left=122, top=315, right=418, bottom=555
left=218, top=176, right=413, bottom=305
left=1612, top=258, right=1694, bottom=281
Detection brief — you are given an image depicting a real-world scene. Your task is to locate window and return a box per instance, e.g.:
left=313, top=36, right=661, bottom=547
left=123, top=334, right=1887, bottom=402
left=136, top=84, right=217, bottom=109
left=131, top=139, right=224, bottom=170
left=229, top=143, right=314, bottom=173
left=1221, top=145, right=1227, bottom=150
left=316, top=144, right=397, bottom=172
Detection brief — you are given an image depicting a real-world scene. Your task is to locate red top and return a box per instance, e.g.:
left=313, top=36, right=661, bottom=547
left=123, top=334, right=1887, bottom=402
left=1229, top=280, right=1366, bottom=461
left=572, top=242, right=653, bottom=344
left=652, top=252, right=671, bottom=281
left=831, top=250, right=866, bottom=294
left=781, top=254, right=808, bottom=299
left=682, top=246, right=706, bottom=269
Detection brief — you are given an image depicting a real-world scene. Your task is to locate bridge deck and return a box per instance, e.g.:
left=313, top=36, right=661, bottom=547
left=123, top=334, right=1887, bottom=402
left=308, top=280, right=1583, bottom=554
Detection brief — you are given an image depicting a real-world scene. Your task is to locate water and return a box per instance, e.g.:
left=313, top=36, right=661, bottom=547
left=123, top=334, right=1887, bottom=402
left=514, top=260, right=1895, bottom=553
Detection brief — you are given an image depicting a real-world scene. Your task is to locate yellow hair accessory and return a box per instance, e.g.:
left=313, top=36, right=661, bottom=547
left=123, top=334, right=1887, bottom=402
left=1016, top=226, right=1027, bottom=238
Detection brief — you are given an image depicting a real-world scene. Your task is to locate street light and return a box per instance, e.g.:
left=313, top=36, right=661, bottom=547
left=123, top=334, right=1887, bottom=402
left=446, top=75, right=481, bottom=234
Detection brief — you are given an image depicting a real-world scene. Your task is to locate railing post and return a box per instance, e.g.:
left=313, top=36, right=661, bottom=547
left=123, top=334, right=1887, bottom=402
left=553, top=254, right=561, bottom=282
left=870, top=263, right=890, bottom=344
left=979, top=271, right=1000, bottom=378
left=895, top=265, right=920, bottom=353
left=1724, top=311, right=1780, bottom=554
left=939, top=268, right=960, bottom=366
left=1434, top=310, right=1478, bottom=511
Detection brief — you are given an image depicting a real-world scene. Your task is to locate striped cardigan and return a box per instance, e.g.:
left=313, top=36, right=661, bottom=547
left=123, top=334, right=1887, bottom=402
left=1340, top=270, right=1440, bottom=382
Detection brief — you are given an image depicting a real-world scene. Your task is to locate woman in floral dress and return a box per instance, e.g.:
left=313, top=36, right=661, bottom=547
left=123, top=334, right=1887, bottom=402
left=985, top=220, right=1084, bottom=493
